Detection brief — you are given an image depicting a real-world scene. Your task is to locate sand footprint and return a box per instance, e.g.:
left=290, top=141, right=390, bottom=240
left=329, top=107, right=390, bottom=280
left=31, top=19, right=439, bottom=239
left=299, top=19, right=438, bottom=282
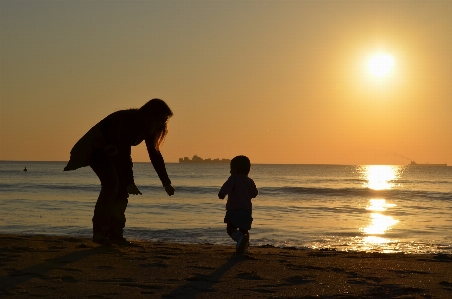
left=140, top=262, right=168, bottom=268
left=236, top=271, right=262, bottom=280
left=285, top=275, right=314, bottom=285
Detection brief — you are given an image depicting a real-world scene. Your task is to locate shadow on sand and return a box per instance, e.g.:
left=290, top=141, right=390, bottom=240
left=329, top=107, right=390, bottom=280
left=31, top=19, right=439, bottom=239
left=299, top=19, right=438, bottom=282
left=163, top=254, right=245, bottom=298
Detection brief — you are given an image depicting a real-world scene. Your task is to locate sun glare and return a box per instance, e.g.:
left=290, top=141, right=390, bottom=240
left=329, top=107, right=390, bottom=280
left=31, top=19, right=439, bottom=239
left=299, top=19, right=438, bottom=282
left=361, top=165, right=400, bottom=190
left=368, top=53, right=395, bottom=78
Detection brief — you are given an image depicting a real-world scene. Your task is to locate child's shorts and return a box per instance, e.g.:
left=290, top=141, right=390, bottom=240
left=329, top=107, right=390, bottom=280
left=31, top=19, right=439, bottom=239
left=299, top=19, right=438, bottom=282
left=224, top=209, right=253, bottom=230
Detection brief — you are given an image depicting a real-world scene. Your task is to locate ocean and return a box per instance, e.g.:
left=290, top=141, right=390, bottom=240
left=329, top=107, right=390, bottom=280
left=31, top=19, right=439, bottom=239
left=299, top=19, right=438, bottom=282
left=1, top=161, right=451, bottom=254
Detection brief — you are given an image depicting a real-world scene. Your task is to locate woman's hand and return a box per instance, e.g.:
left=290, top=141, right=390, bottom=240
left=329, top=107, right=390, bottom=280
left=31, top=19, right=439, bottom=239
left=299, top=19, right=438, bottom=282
left=164, top=184, right=175, bottom=196
left=127, top=183, right=142, bottom=195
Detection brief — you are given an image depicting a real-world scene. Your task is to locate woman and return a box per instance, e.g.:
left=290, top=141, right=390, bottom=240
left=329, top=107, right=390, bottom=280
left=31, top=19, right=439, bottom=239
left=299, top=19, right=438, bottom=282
left=64, top=99, right=175, bottom=246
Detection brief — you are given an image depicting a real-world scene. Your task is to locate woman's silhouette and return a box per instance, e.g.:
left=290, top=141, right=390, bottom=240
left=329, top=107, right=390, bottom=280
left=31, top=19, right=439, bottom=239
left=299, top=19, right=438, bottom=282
left=64, top=99, right=174, bottom=246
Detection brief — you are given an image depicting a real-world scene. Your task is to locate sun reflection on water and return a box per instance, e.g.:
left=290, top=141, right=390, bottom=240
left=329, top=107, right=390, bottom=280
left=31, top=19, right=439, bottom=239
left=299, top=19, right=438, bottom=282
left=358, top=165, right=401, bottom=251
left=361, top=165, right=399, bottom=190
left=364, top=207, right=399, bottom=235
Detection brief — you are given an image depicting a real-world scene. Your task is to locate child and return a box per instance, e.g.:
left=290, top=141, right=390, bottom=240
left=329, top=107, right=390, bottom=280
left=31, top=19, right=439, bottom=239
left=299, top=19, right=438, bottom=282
left=218, top=155, right=258, bottom=255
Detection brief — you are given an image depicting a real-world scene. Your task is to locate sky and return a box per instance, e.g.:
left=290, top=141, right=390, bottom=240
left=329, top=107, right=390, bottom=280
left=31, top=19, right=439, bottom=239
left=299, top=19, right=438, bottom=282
left=1, top=0, right=451, bottom=165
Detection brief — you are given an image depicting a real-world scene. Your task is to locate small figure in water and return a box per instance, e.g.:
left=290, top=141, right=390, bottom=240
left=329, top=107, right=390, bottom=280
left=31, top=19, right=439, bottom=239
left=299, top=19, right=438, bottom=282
left=218, top=155, right=258, bottom=255
left=23, top=167, right=27, bottom=172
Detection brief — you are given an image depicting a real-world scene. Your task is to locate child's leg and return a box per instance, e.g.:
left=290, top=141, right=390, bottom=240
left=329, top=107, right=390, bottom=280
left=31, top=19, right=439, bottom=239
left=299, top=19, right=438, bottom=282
left=227, top=220, right=246, bottom=242
left=239, top=229, right=250, bottom=253
left=226, top=219, right=239, bottom=240
left=226, top=219, right=249, bottom=255
left=239, top=228, right=248, bottom=237
left=225, top=219, right=250, bottom=255
left=235, top=228, right=249, bottom=255
left=239, top=229, right=249, bottom=243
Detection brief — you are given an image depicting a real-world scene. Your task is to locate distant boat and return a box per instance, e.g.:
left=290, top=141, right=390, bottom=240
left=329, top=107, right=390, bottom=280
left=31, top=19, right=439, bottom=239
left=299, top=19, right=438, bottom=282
left=409, top=161, right=447, bottom=167
left=179, top=155, right=230, bottom=164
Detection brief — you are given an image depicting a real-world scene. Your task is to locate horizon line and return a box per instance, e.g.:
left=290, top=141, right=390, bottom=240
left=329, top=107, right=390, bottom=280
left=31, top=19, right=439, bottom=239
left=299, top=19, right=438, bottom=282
left=0, top=159, right=437, bottom=166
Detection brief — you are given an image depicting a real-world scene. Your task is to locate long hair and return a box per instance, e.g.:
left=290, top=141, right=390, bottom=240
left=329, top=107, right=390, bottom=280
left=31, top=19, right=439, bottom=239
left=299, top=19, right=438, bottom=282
left=137, top=98, right=173, bottom=150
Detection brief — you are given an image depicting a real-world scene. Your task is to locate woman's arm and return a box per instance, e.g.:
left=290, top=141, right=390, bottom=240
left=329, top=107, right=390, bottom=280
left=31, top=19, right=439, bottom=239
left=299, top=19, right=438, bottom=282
left=145, top=138, right=172, bottom=187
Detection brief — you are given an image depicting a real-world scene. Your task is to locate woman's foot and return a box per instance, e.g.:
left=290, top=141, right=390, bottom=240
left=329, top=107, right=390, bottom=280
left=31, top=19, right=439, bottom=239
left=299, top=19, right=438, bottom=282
left=110, top=236, right=138, bottom=247
left=92, top=234, right=112, bottom=246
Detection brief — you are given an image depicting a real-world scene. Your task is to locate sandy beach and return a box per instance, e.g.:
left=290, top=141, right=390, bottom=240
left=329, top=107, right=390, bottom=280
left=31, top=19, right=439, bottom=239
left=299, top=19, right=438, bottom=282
left=1, top=234, right=451, bottom=298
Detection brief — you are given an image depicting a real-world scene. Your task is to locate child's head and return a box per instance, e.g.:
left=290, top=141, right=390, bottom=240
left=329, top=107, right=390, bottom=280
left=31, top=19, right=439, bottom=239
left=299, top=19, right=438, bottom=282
left=230, top=155, right=251, bottom=175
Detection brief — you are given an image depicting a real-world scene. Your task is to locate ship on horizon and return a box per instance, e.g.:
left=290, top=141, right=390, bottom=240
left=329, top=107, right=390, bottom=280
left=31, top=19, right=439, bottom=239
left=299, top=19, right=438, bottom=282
left=409, top=161, right=447, bottom=167
left=179, top=155, right=230, bottom=164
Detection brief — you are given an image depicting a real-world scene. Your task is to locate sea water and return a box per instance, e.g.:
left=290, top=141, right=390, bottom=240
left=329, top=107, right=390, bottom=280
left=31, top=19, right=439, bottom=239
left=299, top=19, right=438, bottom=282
left=1, top=161, right=451, bottom=254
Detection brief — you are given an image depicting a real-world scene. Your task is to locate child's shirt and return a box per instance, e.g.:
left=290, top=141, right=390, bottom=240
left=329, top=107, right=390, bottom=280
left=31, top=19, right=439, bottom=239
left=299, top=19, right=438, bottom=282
left=219, top=174, right=258, bottom=210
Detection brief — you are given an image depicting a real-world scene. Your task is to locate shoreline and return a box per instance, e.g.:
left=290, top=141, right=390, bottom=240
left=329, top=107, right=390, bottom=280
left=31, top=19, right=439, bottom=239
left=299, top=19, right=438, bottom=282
left=1, top=234, right=451, bottom=298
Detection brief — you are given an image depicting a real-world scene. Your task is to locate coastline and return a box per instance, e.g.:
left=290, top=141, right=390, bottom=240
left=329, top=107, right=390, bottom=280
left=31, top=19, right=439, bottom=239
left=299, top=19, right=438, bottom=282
left=1, top=234, right=451, bottom=298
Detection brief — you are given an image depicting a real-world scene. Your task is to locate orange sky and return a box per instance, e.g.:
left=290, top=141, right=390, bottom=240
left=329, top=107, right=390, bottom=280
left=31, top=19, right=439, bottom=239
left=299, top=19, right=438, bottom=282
left=1, top=1, right=451, bottom=165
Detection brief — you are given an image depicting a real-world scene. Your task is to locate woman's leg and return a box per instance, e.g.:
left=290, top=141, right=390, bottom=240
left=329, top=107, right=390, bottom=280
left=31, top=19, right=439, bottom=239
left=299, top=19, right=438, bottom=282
left=109, top=166, right=129, bottom=241
left=90, top=154, right=119, bottom=242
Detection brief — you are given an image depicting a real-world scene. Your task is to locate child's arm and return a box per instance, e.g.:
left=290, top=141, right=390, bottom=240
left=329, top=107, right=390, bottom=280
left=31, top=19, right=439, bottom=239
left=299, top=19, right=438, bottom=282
left=251, top=179, right=258, bottom=198
left=252, top=188, right=259, bottom=198
left=218, top=177, right=233, bottom=199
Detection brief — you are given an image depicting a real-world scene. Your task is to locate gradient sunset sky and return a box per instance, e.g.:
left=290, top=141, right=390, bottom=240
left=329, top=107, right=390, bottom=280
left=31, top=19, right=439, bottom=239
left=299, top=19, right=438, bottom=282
left=1, top=1, right=451, bottom=165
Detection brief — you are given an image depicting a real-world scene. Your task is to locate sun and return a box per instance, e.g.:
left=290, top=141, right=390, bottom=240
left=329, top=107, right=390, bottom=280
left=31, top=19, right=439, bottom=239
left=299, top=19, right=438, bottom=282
left=367, top=53, right=395, bottom=78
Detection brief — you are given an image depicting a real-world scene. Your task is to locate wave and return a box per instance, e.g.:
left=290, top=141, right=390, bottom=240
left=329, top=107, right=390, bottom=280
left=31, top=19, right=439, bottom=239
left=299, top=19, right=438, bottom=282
left=0, top=183, right=99, bottom=193
left=1, top=182, right=450, bottom=201
left=258, top=186, right=452, bottom=201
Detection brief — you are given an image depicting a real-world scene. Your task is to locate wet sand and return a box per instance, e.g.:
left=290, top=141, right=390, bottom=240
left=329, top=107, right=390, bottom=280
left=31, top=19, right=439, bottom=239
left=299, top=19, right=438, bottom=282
left=1, top=234, right=451, bottom=298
